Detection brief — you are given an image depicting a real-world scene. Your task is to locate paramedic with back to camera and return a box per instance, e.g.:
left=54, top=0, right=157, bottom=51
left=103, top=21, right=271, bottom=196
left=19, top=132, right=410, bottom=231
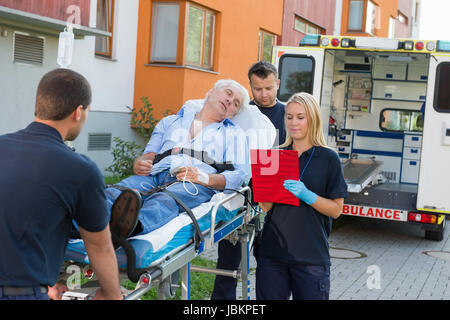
left=0, top=69, right=122, bottom=300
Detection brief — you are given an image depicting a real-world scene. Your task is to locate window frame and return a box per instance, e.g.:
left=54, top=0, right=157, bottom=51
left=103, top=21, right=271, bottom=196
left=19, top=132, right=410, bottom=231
left=379, top=108, right=424, bottom=133
left=347, top=0, right=379, bottom=35
left=258, top=29, right=276, bottom=62
left=347, top=0, right=365, bottom=32
left=185, top=2, right=216, bottom=70
left=95, top=0, right=115, bottom=58
left=150, top=1, right=180, bottom=64
left=294, top=16, right=325, bottom=35
left=397, top=11, right=408, bottom=25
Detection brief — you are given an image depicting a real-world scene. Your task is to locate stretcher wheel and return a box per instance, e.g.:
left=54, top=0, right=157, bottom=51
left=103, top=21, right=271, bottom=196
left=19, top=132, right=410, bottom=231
left=159, top=271, right=180, bottom=299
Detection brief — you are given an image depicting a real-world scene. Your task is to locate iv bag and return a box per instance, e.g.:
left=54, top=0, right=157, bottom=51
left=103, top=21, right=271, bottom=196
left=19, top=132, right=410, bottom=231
left=57, top=26, right=74, bottom=68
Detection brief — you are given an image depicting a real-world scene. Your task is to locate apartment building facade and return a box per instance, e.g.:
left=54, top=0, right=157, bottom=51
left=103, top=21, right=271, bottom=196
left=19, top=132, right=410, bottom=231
left=0, top=0, right=141, bottom=172
left=336, top=0, right=421, bottom=39
left=133, top=0, right=284, bottom=118
left=280, top=0, right=337, bottom=46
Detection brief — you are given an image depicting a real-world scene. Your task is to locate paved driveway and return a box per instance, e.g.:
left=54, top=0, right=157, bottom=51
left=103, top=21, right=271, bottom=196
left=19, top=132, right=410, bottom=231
left=329, top=216, right=450, bottom=300
left=206, top=216, right=450, bottom=300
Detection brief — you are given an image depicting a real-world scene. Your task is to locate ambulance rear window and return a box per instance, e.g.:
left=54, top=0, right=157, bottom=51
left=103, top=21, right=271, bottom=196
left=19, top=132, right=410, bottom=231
left=434, top=62, right=450, bottom=113
left=380, top=108, right=423, bottom=132
left=277, top=54, right=315, bottom=102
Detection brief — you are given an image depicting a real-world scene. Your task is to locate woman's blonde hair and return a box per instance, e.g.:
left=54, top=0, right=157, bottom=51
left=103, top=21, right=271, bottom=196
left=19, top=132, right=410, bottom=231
left=279, top=92, right=327, bottom=148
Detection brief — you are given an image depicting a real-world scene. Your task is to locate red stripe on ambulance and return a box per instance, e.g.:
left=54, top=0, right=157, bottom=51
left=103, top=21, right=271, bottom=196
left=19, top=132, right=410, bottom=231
left=342, top=205, right=408, bottom=221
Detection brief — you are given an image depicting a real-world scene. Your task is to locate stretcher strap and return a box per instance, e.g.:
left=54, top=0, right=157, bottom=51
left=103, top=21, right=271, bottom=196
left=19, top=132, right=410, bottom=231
left=153, top=148, right=235, bottom=173
left=161, top=188, right=204, bottom=251
left=108, top=181, right=204, bottom=251
left=111, top=232, right=142, bottom=283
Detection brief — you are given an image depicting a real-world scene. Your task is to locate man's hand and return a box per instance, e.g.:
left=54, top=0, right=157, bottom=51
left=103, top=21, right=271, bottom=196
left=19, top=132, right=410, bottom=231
left=134, top=159, right=153, bottom=176
left=48, top=282, right=69, bottom=300
left=176, top=167, right=208, bottom=185
left=133, top=152, right=156, bottom=176
left=79, top=226, right=123, bottom=300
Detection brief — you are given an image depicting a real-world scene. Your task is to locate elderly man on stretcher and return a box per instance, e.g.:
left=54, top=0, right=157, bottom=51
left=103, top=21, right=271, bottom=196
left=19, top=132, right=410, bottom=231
left=105, top=79, right=251, bottom=246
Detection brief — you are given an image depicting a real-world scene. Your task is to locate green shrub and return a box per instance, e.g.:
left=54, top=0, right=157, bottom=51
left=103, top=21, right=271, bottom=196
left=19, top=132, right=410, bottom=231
left=105, top=137, right=143, bottom=180
left=105, top=97, right=166, bottom=178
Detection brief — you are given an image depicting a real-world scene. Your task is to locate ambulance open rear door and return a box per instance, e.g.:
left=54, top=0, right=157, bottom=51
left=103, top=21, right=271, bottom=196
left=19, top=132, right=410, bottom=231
left=417, top=52, right=450, bottom=216
left=272, top=45, right=332, bottom=138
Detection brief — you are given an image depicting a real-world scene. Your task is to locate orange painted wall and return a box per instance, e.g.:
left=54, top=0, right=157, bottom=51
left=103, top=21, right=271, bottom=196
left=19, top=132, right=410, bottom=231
left=134, top=0, right=283, bottom=118
left=341, top=0, right=398, bottom=37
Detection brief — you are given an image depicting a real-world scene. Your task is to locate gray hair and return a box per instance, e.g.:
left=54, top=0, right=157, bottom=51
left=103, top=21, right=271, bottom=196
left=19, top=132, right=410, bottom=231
left=211, top=79, right=250, bottom=113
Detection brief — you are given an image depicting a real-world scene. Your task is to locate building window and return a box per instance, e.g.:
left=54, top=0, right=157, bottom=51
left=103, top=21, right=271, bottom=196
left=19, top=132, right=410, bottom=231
left=365, top=0, right=379, bottom=35
left=398, top=11, right=408, bottom=25
left=294, top=16, right=324, bottom=35
left=150, top=2, right=180, bottom=63
left=258, top=30, right=276, bottom=62
left=348, top=0, right=379, bottom=35
left=95, top=0, right=114, bottom=57
left=348, top=0, right=364, bottom=31
left=388, top=16, right=395, bottom=38
left=186, top=3, right=215, bottom=69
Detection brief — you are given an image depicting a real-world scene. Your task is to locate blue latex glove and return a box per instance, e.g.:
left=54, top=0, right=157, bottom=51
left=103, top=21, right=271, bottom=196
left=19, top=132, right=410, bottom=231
left=283, top=179, right=317, bottom=205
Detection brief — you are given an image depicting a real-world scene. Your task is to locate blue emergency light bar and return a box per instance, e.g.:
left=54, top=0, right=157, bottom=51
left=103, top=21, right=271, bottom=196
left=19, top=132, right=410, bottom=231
left=437, top=40, right=450, bottom=52
left=299, top=34, right=321, bottom=46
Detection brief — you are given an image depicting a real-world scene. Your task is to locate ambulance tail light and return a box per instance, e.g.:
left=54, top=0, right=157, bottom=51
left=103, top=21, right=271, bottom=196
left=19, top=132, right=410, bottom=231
left=408, top=212, right=437, bottom=224
left=415, top=41, right=424, bottom=50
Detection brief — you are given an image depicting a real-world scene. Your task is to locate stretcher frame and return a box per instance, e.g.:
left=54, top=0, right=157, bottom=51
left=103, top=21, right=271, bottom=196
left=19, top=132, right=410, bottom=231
left=63, top=186, right=258, bottom=300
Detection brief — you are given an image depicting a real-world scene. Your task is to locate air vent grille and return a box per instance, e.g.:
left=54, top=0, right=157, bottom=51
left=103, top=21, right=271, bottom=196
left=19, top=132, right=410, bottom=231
left=14, top=33, right=44, bottom=65
left=88, top=133, right=112, bottom=151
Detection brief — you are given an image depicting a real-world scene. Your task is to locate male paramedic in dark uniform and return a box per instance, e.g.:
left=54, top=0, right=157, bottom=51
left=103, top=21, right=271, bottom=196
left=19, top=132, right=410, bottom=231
left=0, top=69, right=122, bottom=300
left=211, top=61, right=286, bottom=299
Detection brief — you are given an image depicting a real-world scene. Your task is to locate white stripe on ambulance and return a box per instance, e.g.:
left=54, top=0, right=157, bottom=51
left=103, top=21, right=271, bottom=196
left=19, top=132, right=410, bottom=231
left=342, top=205, right=408, bottom=222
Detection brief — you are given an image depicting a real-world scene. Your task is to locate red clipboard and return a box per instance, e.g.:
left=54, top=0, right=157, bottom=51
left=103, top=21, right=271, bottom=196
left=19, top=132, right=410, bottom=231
left=250, top=149, right=300, bottom=206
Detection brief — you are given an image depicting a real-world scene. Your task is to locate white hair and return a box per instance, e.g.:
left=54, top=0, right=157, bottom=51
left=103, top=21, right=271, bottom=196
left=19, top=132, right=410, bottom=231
left=210, top=79, right=250, bottom=114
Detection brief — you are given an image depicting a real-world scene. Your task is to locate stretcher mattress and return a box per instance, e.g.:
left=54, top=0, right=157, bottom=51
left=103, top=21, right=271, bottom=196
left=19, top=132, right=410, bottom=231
left=64, top=192, right=244, bottom=270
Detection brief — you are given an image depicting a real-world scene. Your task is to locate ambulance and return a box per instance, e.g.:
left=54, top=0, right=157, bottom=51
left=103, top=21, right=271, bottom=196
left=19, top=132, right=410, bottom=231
left=272, top=35, right=450, bottom=241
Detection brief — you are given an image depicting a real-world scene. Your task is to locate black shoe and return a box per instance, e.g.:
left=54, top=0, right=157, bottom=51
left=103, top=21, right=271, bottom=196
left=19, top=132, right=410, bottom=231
left=110, top=189, right=142, bottom=249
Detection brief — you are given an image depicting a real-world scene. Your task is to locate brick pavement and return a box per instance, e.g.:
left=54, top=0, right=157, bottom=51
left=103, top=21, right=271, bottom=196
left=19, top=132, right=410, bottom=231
left=202, top=216, right=450, bottom=300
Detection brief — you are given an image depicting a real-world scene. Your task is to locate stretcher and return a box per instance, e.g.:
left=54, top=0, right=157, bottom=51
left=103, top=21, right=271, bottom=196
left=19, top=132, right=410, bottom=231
left=62, top=100, right=276, bottom=300
left=63, top=186, right=259, bottom=300
left=342, top=157, right=383, bottom=193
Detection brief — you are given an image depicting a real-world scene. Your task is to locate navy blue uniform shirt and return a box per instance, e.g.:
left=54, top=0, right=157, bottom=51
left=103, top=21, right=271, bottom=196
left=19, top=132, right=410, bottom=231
left=259, top=145, right=348, bottom=266
left=0, top=122, right=109, bottom=287
left=250, top=100, right=286, bottom=146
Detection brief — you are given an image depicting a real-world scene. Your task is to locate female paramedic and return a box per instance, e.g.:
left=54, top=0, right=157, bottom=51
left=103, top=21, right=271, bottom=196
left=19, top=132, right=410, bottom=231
left=255, top=92, right=347, bottom=300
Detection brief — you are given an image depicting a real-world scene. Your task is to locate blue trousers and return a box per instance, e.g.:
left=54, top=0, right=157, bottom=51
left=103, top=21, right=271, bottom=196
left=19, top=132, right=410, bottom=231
left=105, top=171, right=215, bottom=235
left=211, top=239, right=242, bottom=300
left=256, top=256, right=330, bottom=300
left=0, top=287, right=49, bottom=300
